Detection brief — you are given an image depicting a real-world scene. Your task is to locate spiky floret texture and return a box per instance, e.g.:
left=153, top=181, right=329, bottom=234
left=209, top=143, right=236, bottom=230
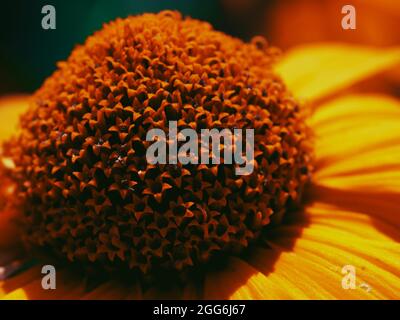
left=4, top=11, right=312, bottom=274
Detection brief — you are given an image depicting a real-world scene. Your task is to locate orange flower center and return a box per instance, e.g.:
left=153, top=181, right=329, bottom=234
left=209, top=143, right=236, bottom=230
left=3, top=11, right=312, bottom=275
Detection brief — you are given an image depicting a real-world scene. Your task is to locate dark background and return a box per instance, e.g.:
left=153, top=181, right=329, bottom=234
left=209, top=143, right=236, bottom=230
left=0, top=0, right=273, bottom=94
left=1, top=0, right=398, bottom=95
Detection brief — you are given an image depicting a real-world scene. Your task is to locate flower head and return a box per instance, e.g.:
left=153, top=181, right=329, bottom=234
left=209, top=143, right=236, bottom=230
left=0, top=11, right=399, bottom=300
left=3, top=11, right=312, bottom=275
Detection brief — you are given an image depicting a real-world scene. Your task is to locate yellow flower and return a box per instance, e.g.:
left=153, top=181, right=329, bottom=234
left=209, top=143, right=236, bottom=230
left=0, top=42, right=399, bottom=300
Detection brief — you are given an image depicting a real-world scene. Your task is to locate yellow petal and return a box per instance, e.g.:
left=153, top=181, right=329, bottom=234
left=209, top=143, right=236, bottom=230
left=0, top=96, right=29, bottom=249
left=0, top=95, right=29, bottom=142
left=0, top=265, right=42, bottom=298
left=203, top=200, right=400, bottom=299
left=204, top=257, right=299, bottom=299
left=276, top=44, right=400, bottom=102
left=311, top=185, right=400, bottom=231
left=309, top=92, right=400, bottom=229
left=0, top=266, right=147, bottom=300
left=1, top=268, right=86, bottom=300
left=310, top=94, right=400, bottom=191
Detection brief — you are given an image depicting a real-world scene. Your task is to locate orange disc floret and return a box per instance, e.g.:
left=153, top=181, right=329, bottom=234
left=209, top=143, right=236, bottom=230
left=4, top=11, right=313, bottom=275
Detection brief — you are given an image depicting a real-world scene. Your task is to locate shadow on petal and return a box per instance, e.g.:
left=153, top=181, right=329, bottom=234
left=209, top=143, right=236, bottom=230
left=202, top=200, right=311, bottom=299
left=311, top=184, right=400, bottom=242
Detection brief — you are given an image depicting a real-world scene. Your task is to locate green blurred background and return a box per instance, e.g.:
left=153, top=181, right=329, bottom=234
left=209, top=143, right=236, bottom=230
left=0, top=0, right=269, bottom=94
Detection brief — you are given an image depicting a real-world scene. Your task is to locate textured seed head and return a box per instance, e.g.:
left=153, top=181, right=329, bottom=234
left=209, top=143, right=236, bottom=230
left=4, top=11, right=313, bottom=275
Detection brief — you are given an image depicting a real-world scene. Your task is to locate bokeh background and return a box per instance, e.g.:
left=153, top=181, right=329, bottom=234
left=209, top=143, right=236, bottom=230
left=0, top=0, right=399, bottom=95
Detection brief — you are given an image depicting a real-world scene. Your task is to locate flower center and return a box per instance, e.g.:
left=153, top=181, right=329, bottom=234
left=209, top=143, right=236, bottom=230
left=3, top=11, right=313, bottom=275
